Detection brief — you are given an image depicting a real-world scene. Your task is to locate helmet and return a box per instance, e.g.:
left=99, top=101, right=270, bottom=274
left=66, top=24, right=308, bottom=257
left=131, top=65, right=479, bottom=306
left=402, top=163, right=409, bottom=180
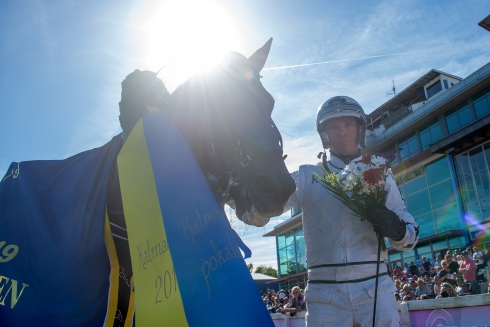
left=316, top=96, right=367, bottom=149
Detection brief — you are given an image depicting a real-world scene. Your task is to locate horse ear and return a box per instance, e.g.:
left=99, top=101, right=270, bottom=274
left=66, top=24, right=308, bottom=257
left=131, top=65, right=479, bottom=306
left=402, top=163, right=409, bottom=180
left=248, top=37, right=273, bottom=72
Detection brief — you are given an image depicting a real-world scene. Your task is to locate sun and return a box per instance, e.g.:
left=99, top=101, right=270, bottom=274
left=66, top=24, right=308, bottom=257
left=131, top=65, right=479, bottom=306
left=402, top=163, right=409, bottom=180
left=141, top=0, right=244, bottom=92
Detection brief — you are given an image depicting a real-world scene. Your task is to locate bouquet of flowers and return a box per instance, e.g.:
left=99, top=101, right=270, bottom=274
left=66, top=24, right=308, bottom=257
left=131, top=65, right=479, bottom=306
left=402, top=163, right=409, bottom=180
left=315, top=153, right=396, bottom=251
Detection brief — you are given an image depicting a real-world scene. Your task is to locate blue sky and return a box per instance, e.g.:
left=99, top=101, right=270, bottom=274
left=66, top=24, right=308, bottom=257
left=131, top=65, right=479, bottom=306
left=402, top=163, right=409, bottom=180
left=1, top=0, right=489, bottom=270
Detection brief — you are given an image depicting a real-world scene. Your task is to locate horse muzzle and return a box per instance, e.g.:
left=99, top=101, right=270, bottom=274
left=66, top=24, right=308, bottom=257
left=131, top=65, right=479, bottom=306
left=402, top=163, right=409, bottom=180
left=247, top=172, right=295, bottom=219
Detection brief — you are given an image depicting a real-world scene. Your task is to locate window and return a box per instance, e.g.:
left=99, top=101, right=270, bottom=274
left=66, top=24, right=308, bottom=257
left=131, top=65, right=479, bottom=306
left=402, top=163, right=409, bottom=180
left=419, top=120, right=442, bottom=150
left=455, top=142, right=490, bottom=225
left=402, top=157, right=458, bottom=240
left=426, top=157, right=451, bottom=186
left=429, top=180, right=455, bottom=208
left=406, top=176, right=427, bottom=195
left=426, top=80, right=443, bottom=99
left=407, top=189, right=431, bottom=216
left=277, top=226, right=308, bottom=277
left=291, top=206, right=302, bottom=217
left=416, top=212, right=436, bottom=239
left=445, top=101, right=472, bottom=133
left=398, top=133, right=420, bottom=161
left=434, top=203, right=462, bottom=232
left=472, top=89, right=490, bottom=119
left=443, top=80, right=449, bottom=89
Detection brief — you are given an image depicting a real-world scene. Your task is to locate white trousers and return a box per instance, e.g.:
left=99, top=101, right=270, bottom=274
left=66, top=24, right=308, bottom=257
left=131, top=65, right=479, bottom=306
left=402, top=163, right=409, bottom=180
left=304, top=276, right=399, bottom=327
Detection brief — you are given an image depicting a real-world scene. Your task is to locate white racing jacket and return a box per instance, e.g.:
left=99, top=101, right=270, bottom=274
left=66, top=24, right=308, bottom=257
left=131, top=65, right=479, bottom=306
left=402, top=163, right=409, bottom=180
left=286, top=154, right=419, bottom=283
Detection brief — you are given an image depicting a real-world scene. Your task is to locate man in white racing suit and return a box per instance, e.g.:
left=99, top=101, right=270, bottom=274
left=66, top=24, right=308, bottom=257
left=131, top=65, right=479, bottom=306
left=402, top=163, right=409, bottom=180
left=284, top=96, right=419, bottom=326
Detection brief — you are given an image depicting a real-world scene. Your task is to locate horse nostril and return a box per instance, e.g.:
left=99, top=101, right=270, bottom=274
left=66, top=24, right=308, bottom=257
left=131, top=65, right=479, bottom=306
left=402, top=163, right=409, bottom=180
left=253, top=174, right=276, bottom=195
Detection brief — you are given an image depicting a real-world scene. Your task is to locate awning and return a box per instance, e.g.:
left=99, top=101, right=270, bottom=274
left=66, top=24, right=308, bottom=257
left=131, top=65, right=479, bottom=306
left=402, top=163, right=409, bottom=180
left=430, top=114, right=490, bottom=154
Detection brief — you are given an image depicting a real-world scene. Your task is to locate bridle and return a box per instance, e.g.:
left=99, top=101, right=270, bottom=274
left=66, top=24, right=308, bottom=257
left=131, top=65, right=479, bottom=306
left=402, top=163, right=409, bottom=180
left=205, top=116, right=284, bottom=207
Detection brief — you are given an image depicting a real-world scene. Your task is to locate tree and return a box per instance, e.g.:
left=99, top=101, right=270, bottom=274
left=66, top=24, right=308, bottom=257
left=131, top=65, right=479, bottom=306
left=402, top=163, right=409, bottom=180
left=254, top=265, right=278, bottom=278
left=247, top=263, right=253, bottom=273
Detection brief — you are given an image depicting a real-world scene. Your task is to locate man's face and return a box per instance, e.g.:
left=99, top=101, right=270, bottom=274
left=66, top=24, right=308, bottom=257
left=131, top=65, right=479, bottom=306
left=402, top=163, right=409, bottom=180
left=321, top=116, right=361, bottom=156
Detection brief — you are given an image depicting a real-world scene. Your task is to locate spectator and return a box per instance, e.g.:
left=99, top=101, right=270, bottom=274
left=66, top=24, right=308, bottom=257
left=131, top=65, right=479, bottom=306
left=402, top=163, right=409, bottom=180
left=278, top=289, right=286, bottom=300
left=429, top=266, right=437, bottom=278
left=483, top=244, right=490, bottom=267
left=473, top=246, right=485, bottom=270
left=453, top=249, right=460, bottom=260
left=458, top=251, right=479, bottom=294
left=281, top=286, right=305, bottom=317
left=264, top=296, right=273, bottom=312
left=466, top=247, right=473, bottom=260
left=408, top=279, right=417, bottom=292
left=454, top=276, right=470, bottom=295
left=421, top=256, right=431, bottom=272
left=394, top=280, right=402, bottom=294
left=409, top=262, right=418, bottom=277
left=437, top=283, right=457, bottom=298
left=438, top=260, right=455, bottom=284
left=394, top=292, right=401, bottom=302
left=418, top=267, right=429, bottom=279
left=433, top=256, right=442, bottom=269
left=402, top=263, right=411, bottom=277
left=433, top=276, right=442, bottom=298
left=415, top=278, right=430, bottom=299
left=455, top=254, right=463, bottom=265
left=392, top=265, right=402, bottom=278
left=445, top=254, right=459, bottom=274
left=401, top=284, right=415, bottom=301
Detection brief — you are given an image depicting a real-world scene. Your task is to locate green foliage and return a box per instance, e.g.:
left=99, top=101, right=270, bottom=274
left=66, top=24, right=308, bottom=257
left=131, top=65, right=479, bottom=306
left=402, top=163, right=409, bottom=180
left=254, top=265, right=278, bottom=278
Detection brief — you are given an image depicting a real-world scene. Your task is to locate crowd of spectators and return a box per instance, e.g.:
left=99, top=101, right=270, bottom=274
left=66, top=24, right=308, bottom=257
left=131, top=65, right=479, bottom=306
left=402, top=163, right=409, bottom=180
left=262, top=286, right=306, bottom=316
left=391, top=245, right=490, bottom=302
left=263, top=245, right=490, bottom=313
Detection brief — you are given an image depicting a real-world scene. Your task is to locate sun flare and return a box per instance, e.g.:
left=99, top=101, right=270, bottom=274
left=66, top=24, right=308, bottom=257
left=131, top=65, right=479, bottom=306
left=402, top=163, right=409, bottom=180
left=141, top=0, right=244, bottom=91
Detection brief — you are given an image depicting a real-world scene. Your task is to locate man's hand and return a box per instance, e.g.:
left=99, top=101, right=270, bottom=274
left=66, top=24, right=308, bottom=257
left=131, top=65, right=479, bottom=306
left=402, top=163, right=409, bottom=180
left=365, top=204, right=406, bottom=241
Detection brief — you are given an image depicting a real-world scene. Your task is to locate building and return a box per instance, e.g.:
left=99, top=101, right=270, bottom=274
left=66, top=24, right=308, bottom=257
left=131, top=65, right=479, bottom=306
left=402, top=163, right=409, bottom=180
left=265, top=61, right=490, bottom=290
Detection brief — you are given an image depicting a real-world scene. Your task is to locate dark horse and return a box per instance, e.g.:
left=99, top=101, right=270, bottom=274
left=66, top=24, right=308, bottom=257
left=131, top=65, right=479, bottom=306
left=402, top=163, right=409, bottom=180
left=0, top=39, right=294, bottom=326
left=167, top=38, right=295, bottom=225
left=119, top=38, right=295, bottom=226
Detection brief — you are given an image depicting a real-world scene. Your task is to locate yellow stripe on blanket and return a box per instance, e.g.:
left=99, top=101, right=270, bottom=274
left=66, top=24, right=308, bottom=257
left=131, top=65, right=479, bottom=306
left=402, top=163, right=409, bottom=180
left=117, top=120, right=188, bottom=326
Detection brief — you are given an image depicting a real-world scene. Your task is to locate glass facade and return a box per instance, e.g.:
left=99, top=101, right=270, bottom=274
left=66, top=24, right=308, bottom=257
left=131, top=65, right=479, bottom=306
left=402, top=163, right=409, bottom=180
left=419, top=119, right=442, bottom=151
left=276, top=225, right=306, bottom=277
left=388, top=236, right=467, bottom=268
left=398, top=133, right=420, bottom=161
left=472, top=87, right=490, bottom=119
left=402, top=157, right=463, bottom=239
left=445, top=100, right=472, bottom=134
left=455, top=141, right=490, bottom=226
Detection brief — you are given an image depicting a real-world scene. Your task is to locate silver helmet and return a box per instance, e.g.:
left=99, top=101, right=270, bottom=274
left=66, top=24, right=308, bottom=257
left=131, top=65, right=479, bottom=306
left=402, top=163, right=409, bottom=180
left=316, top=96, right=367, bottom=149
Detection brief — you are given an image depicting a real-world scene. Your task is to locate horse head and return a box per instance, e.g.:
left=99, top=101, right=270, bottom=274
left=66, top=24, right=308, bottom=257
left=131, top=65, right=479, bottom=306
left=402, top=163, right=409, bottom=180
left=167, top=38, right=295, bottom=226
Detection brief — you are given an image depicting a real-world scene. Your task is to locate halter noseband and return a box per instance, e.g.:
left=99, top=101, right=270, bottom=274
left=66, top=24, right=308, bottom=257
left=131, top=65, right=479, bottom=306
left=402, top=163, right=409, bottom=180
left=206, top=116, right=284, bottom=206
